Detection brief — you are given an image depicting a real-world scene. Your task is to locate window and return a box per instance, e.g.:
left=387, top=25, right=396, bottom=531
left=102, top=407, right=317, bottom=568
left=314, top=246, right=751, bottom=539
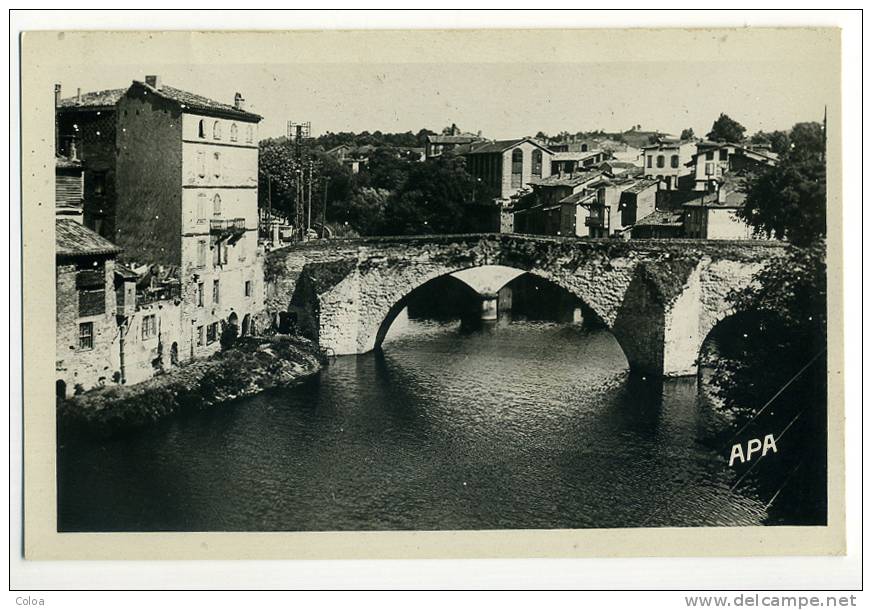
left=198, top=120, right=206, bottom=138
left=656, top=155, right=665, bottom=168
left=212, top=279, right=220, bottom=304
left=246, top=125, right=254, bottom=143
left=91, top=171, right=106, bottom=196
left=212, top=194, right=222, bottom=216
left=197, top=151, right=206, bottom=178
left=531, top=150, right=543, bottom=178
left=671, top=155, right=679, bottom=168
left=78, top=322, right=93, bottom=350
left=197, top=325, right=205, bottom=347
left=197, top=282, right=204, bottom=307
left=141, top=314, right=157, bottom=340
left=206, top=322, right=219, bottom=344
left=647, top=155, right=653, bottom=168
left=244, top=280, right=252, bottom=297
left=213, top=241, right=226, bottom=267
left=78, top=289, right=105, bottom=317
left=719, top=149, right=728, bottom=161
left=705, top=150, right=714, bottom=160
left=197, top=240, right=207, bottom=268
left=213, top=153, right=221, bottom=179
left=213, top=121, right=222, bottom=140
left=510, top=148, right=523, bottom=188
left=230, top=123, right=238, bottom=142
left=196, top=194, right=207, bottom=223
left=76, top=259, right=106, bottom=317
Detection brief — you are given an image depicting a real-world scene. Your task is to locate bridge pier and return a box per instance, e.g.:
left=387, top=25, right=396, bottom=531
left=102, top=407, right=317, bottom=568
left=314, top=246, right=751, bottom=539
left=480, top=294, right=498, bottom=321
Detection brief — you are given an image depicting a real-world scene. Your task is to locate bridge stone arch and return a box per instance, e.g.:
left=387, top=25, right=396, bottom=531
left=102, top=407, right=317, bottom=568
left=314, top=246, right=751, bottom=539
left=266, top=235, right=784, bottom=377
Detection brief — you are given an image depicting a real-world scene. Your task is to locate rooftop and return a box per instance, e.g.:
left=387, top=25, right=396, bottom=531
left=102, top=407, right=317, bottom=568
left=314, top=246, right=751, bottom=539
left=551, top=150, right=604, bottom=161
left=57, top=88, right=126, bottom=110
left=465, top=137, right=551, bottom=155
left=558, top=190, right=597, bottom=206
left=634, top=209, right=685, bottom=227
left=427, top=134, right=481, bottom=144
left=135, top=81, right=262, bottom=121
left=690, top=141, right=778, bottom=163
left=530, top=170, right=602, bottom=188
left=56, top=218, right=122, bottom=258
left=622, top=178, right=660, bottom=194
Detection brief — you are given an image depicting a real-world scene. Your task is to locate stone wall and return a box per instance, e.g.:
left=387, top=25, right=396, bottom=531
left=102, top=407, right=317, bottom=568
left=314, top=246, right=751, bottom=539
left=265, top=235, right=785, bottom=376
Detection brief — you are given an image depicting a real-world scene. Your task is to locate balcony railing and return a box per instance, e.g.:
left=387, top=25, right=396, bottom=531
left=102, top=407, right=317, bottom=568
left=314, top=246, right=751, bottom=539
left=210, top=218, right=247, bottom=240
left=585, top=216, right=602, bottom=227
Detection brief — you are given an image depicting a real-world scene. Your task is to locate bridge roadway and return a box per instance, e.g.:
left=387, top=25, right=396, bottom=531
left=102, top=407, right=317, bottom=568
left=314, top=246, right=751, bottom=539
left=264, top=233, right=785, bottom=377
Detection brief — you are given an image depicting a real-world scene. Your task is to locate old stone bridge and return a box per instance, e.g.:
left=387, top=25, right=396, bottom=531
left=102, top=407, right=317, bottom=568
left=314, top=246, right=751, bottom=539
left=264, top=234, right=785, bottom=377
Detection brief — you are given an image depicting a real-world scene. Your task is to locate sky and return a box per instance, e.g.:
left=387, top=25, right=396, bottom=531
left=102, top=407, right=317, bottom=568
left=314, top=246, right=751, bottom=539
left=55, top=58, right=836, bottom=142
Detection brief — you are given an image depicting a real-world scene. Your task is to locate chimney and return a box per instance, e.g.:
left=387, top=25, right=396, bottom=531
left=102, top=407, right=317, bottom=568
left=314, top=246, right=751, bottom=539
left=234, top=92, right=245, bottom=110
left=76, top=87, right=81, bottom=103
left=54, top=84, right=61, bottom=107
left=145, top=75, right=161, bottom=90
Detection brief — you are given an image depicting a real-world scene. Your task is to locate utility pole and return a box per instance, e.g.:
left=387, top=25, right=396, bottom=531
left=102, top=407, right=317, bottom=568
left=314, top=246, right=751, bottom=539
left=288, top=121, right=312, bottom=241
left=306, top=159, right=314, bottom=232
left=321, top=175, right=330, bottom=238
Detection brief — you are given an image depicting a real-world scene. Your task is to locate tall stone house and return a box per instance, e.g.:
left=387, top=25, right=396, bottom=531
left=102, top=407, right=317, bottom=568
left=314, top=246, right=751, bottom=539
left=58, top=76, right=264, bottom=365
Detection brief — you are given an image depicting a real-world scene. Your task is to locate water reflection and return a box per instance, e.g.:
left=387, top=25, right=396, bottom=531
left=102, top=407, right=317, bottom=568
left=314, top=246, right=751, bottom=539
left=58, top=314, right=781, bottom=532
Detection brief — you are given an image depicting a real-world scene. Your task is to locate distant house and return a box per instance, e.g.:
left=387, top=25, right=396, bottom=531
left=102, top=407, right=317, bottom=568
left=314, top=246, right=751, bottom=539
left=618, top=178, right=660, bottom=228
left=55, top=218, right=122, bottom=398
left=630, top=209, right=685, bottom=239
left=572, top=176, right=638, bottom=237
left=325, top=144, right=354, bottom=160
left=688, top=141, right=778, bottom=190
left=515, top=171, right=638, bottom=239
left=550, top=150, right=607, bottom=176
left=463, top=137, right=555, bottom=203
left=641, top=137, right=695, bottom=190
left=425, top=133, right=483, bottom=158
left=600, top=159, right=644, bottom=178
left=682, top=175, right=756, bottom=240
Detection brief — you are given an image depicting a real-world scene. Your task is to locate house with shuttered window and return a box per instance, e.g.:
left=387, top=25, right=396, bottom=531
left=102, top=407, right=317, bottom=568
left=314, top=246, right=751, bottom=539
left=55, top=218, right=121, bottom=398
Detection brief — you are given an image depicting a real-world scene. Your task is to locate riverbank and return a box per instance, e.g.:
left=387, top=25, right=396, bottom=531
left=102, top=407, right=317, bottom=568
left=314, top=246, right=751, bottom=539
left=58, top=335, right=327, bottom=438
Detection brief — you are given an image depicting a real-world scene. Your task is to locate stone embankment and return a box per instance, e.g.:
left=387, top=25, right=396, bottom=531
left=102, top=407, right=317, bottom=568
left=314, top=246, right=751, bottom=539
left=58, top=336, right=326, bottom=438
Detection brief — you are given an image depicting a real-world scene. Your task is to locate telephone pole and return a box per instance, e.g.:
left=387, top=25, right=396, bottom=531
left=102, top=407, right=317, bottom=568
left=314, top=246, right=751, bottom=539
left=288, top=121, right=313, bottom=240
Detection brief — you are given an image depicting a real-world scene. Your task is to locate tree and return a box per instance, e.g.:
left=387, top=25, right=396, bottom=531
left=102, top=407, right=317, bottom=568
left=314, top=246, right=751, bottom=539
left=707, top=122, right=828, bottom=523
left=750, top=129, right=791, bottom=156
left=358, top=147, right=413, bottom=191
left=415, top=128, right=437, bottom=146
left=739, top=122, right=826, bottom=246
left=329, top=187, right=390, bottom=236
left=380, top=156, right=478, bottom=235
left=258, top=138, right=297, bottom=219
left=680, top=127, right=695, bottom=141
left=706, top=113, right=746, bottom=143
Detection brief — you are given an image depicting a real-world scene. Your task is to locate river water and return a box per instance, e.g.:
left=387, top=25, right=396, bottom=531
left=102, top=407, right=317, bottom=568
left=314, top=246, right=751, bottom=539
left=56, top=306, right=798, bottom=532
